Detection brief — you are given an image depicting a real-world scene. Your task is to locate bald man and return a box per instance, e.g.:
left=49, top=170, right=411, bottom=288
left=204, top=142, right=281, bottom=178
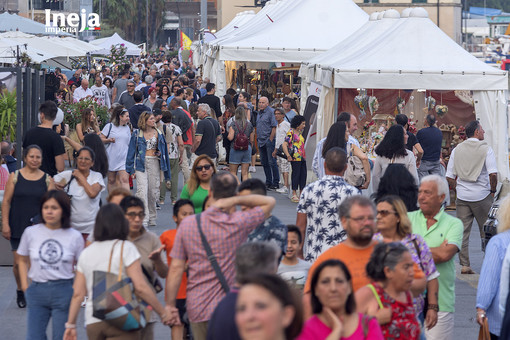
left=73, top=77, right=93, bottom=102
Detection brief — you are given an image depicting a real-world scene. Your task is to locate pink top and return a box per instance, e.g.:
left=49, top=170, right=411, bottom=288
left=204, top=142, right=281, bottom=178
left=297, top=313, right=384, bottom=340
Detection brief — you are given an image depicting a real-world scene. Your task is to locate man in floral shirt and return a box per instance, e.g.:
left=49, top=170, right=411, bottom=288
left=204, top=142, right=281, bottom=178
left=296, top=147, right=359, bottom=261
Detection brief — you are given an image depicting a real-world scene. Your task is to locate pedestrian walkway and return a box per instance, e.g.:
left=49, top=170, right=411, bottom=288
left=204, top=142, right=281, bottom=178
left=0, top=167, right=482, bottom=339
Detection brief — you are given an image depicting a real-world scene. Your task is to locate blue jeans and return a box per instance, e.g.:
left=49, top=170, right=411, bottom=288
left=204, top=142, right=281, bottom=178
left=258, top=140, right=279, bottom=187
left=25, top=279, right=74, bottom=340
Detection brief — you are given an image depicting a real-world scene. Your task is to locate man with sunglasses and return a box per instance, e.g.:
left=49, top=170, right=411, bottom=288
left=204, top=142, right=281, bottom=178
left=118, top=80, right=137, bottom=110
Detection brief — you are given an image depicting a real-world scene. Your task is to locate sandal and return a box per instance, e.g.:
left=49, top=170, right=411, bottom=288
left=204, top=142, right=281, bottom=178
left=16, top=290, right=26, bottom=308
left=461, top=266, right=476, bottom=274
left=291, top=195, right=299, bottom=203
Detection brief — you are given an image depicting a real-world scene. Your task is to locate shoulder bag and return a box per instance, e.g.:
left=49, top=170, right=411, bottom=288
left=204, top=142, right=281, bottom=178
left=344, top=147, right=366, bottom=188
left=92, top=240, right=152, bottom=331
left=195, top=213, right=230, bottom=293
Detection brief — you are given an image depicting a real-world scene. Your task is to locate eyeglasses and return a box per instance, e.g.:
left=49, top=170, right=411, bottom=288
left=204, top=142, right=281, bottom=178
left=196, top=164, right=212, bottom=171
left=126, top=212, right=146, bottom=219
left=127, top=85, right=135, bottom=87
left=377, top=210, right=397, bottom=218
left=77, top=157, right=92, bottom=162
left=347, top=215, right=376, bottom=223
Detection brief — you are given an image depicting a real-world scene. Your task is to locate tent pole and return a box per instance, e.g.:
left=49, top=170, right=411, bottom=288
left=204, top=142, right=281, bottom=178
left=333, top=88, right=339, bottom=123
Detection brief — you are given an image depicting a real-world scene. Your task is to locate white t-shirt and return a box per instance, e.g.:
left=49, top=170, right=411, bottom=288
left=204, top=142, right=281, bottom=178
left=54, top=170, right=105, bottom=234
left=77, top=240, right=140, bottom=325
left=446, top=141, right=498, bottom=202
left=17, top=223, right=84, bottom=282
left=90, top=84, right=111, bottom=108
left=277, top=259, right=312, bottom=289
left=101, top=123, right=131, bottom=171
left=276, top=120, right=291, bottom=148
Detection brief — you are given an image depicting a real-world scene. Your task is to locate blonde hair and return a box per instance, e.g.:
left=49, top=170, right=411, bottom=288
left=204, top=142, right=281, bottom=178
left=377, top=195, right=412, bottom=237
left=498, top=195, right=510, bottom=233
left=80, top=107, right=95, bottom=132
left=186, top=155, right=216, bottom=197
left=137, top=111, right=153, bottom=131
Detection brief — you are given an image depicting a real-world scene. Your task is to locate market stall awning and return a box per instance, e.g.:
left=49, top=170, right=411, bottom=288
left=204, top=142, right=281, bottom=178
left=0, top=12, right=72, bottom=36
left=90, top=33, right=142, bottom=56
left=214, top=0, right=368, bottom=63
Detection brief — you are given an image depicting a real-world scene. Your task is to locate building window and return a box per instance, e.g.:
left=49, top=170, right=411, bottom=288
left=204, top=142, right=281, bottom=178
left=412, top=0, right=427, bottom=3
left=364, top=0, right=379, bottom=3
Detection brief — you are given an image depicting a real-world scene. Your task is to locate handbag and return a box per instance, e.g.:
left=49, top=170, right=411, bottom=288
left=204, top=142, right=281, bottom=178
left=478, top=317, right=490, bottom=340
left=92, top=240, right=152, bottom=331
left=344, top=148, right=366, bottom=187
left=275, top=144, right=287, bottom=159
left=195, top=214, right=230, bottom=293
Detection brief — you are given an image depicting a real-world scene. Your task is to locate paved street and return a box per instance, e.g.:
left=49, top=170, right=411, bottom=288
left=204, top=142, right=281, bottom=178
left=0, top=167, right=484, bottom=339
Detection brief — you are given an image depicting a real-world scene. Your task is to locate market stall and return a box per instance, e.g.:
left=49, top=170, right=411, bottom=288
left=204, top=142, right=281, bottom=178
left=300, top=8, right=509, bottom=179
left=203, top=0, right=368, bottom=96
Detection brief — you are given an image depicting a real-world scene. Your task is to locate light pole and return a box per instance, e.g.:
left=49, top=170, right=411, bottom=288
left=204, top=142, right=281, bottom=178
left=146, top=0, right=149, bottom=51
left=200, top=0, right=207, bottom=31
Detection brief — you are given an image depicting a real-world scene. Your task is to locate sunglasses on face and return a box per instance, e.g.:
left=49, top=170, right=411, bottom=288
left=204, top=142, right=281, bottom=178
left=377, top=210, right=397, bottom=218
left=196, top=164, right=212, bottom=171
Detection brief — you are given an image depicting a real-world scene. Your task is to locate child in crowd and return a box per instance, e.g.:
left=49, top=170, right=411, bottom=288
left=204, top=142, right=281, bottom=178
left=160, top=199, right=194, bottom=340
left=277, top=225, right=311, bottom=291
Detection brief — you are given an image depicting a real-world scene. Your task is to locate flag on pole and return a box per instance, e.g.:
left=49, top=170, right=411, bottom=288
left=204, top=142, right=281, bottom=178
left=180, top=31, right=192, bottom=50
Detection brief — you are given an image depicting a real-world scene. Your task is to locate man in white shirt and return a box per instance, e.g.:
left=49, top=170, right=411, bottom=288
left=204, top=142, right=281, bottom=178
left=90, top=75, right=111, bottom=108
left=446, top=120, right=498, bottom=274
left=272, top=108, right=291, bottom=195
left=73, top=78, right=93, bottom=102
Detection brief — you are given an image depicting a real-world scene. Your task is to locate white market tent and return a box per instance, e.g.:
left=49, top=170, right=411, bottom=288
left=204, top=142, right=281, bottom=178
left=0, top=12, right=72, bottom=36
left=204, top=0, right=369, bottom=95
left=301, top=8, right=510, bottom=179
left=90, top=33, right=142, bottom=56
left=0, top=31, right=100, bottom=67
left=192, top=10, right=256, bottom=66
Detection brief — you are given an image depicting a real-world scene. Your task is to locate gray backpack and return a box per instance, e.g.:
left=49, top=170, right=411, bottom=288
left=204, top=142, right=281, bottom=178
left=344, top=148, right=366, bottom=187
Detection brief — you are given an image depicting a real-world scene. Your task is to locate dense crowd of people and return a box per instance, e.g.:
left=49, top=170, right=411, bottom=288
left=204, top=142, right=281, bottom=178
left=0, top=56, right=507, bottom=340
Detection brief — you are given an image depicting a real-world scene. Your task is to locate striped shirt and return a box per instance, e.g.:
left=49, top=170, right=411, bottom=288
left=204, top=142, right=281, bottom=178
left=478, top=230, right=510, bottom=336
left=171, top=206, right=265, bottom=322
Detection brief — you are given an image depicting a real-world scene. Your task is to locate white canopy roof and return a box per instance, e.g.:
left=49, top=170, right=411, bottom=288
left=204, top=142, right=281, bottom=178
left=215, top=11, right=256, bottom=40
left=90, top=33, right=142, bottom=55
left=303, top=9, right=507, bottom=91
left=214, top=0, right=368, bottom=63
left=0, top=31, right=99, bottom=66
left=0, top=12, right=71, bottom=36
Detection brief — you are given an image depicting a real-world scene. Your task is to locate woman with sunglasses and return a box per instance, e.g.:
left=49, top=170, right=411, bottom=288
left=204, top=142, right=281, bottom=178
left=126, top=111, right=171, bottom=227
left=355, top=242, right=421, bottom=340
left=180, top=154, right=216, bottom=214
left=372, top=195, right=439, bottom=334
left=100, top=105, right=132, bottom=192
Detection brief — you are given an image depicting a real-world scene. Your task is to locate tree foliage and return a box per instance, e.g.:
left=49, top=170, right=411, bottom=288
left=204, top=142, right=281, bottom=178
left=93, top=0, right=165, bottom=46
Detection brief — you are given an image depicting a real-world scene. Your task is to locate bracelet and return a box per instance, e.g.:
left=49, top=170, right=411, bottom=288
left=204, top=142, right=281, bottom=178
left=65, top=323, right=76, bottom=329
left=427, top=304, right=439, bottom=312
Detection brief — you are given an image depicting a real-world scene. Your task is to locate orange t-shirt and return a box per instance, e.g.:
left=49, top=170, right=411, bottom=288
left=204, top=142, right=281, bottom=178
left=160, top=229, right=187, bottom=299
left=304, top=242, right=424, bottom=294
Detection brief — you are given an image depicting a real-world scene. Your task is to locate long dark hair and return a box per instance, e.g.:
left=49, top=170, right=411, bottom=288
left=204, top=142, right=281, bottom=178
left=310, top=259, right=356, bottom=315
left=372, top=164, right=418, bottom=211
left=82, top=135, right=109, bottom=177
left=223, top=94, right=235, bottom=113
left=375, top=125, right=407, bottom=159
left=322, top=122, right=347, bottom=158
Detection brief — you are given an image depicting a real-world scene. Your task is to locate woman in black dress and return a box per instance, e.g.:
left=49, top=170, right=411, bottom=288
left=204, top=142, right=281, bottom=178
left=1, top=145, right=54, bottom=308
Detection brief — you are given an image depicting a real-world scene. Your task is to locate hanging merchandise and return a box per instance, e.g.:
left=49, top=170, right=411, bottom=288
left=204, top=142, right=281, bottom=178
left=368, top=96, right=379, bottom=116
left=425, top=95, right=436, bottom=111
left=396, top=95, right=405, bottom=114
left=435, top=92, right=448, bottom=117
left=354, top=89, right=369, bottom=119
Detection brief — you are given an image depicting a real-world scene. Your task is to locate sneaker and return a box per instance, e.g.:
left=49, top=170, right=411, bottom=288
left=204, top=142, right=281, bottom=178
left=269, top=185, right=279, bottom=191
left=238, top=167, right=242, bottom=172
left=149, top=220, right=157, bottom=226
left=159, top=200, right=165, bottom=205
left=16, top=290, right=26, bottom=308
left=156, top=202, right=161, bottom=210
left=81, top=296, right=88, bottom=308
left=276, top=187, right=289, bottom=195
left=249, top=166, right=256, bottom=173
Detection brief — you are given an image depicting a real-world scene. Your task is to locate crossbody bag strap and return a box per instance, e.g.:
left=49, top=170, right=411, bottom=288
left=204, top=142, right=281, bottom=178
left=195, top=213, right=230, bottom=293
left=411, top=238, right=425, bottom=271
left=117, top=241, right=124, bottom=282
left=367, top=283, right=384, bottom=309
left=107, top=240, right=120, bottom=273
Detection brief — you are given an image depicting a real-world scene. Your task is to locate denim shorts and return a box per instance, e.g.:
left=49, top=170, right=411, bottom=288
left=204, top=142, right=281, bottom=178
left=229, top=145, right=252, bottom=164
